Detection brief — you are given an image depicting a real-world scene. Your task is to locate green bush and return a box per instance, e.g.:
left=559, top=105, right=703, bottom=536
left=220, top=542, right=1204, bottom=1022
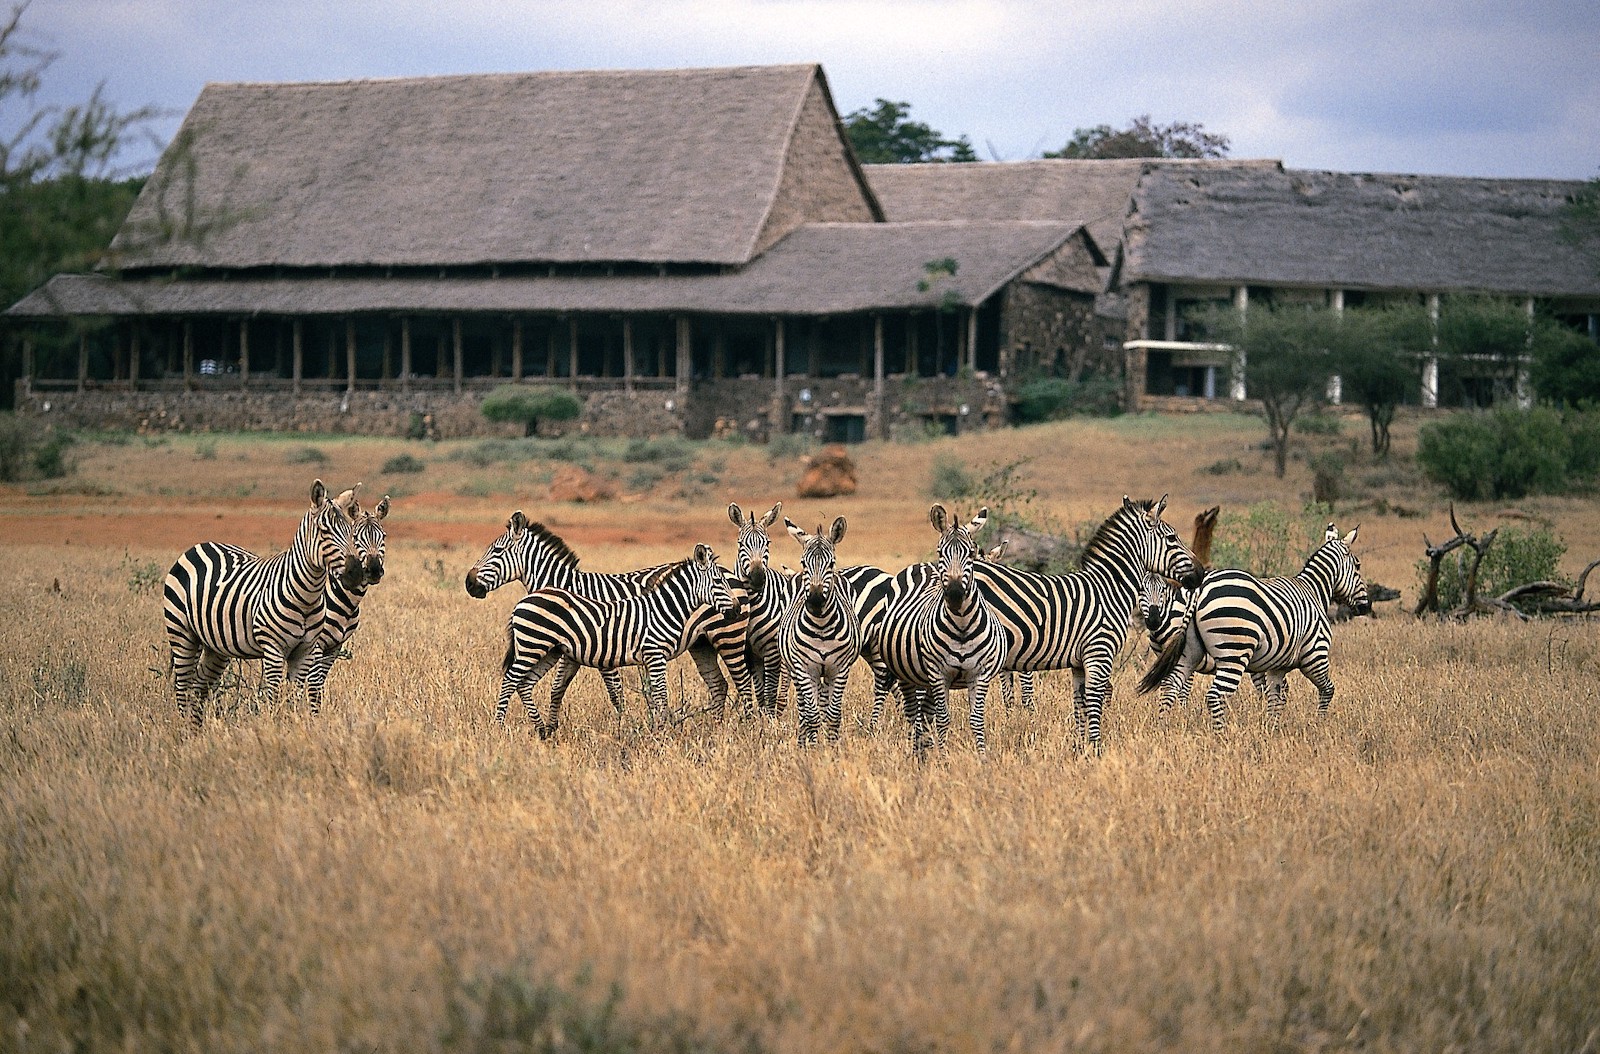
left=287, top=445, right=328, bottom=464
left=766, top=432, right=817, bottom=462
left=622, top=436, right=695, bottom=472
left=1211, top=501, right=1332, bottom=578
left=381, top=453, right=427, bottom=474
left=1417, top=408, right=1573, bottom=500
left=1416, top=524, right=1567, bottom=612
left=0, top=413, right=73, bottom=482
left=479, top=386, right=583, bottom=437
left=1013, top=375, right=1123, bottom=422
left=927, top=455, right=975, bottom=501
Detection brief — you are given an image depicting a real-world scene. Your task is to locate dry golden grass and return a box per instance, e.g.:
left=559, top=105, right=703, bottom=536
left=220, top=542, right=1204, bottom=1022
left=3, top=413, right=1599, bottom=1052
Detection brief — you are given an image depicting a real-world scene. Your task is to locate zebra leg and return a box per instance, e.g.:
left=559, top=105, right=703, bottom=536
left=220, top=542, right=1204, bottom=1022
left=687, top=641, right=731, bottom=717
left=1070, top=669, right=1087, bottom=737
left=168, top=633, right=205, bottom=727
left=1079, top=647, right=1116, bottom=755
left=1203, top=658, right=1249, bottom=734
left=999, top=671, right=1014, bottom=709
left=1020, top=670, right=1036, bottom=713
left=302, top=644, right=334, bottom=716
left=601, top=668, right=626, bottom=717
left=899, top=682, right=925, bottom=753
left=1262, top=672, right=1291, bottom=725
left=928, top=679, right=953, bottom=750
left=969, top=673, right=992, bottom=754
left=792, top=663, right=821, bottom=747
left=823, top=667, right=848, bottom=743
left=643, top=657, right=670, bottom=726
left=544, top=658, right=581, bottom=739
left=258, top=642, right=289, bottom=707
left=1303, top=658, right=1336, bottom=715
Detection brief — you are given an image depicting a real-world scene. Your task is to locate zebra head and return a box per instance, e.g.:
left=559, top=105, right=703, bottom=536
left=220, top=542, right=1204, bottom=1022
left=930, top=503, right=988, bottom=605
left=465, top=510, right=532, bottom=599
left=1322, top=523, right=1372, bottom=616
left=313, top=481, right=360, bottom=590
left=728, top=501, right=781, bottom=592
left=785, top=515, right=846, bottom=613
left=350, top=491, right=390, bottom=586
left=1140, top=573, right=1186, bottom=646
left=688, top=542, right=740, bottom=616
left=1122, top=494, right=1204, bottom=590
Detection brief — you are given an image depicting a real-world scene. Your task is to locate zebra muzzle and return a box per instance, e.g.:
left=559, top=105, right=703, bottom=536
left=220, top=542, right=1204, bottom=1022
left=465, top=569, right=489, bottom=599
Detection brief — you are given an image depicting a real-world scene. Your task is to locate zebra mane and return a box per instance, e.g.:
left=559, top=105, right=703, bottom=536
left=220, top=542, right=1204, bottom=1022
left=1078, top=499, right=1155, bottom=571
left=641, top=558, right=691, bottom=593
left=523, top=521, right=581, bottom=569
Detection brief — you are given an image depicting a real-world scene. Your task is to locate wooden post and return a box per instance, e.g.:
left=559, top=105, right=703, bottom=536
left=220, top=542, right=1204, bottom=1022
left=292, top=319, right=303, bottom=396
left=238, top=320, right=250, bottom=386
left=675, top=316, right=691, bottom=393
left=873, top=314, right=887, bottom=439
left=546, top=324, right=557, bottom=378
left=346, top=318, right=357, bottom=393
left=129, top=329, right=141, bottom=389
left=77, top=332, right=87, bottom=392
left=20, top=337, right=33, bottom=397
left=623, top=318, right=634, bottom=393
left=568, top=318, right=580, bottom=387
left=907, top=316, right=919, bottom=376
left=511, top=319, right=523, bottom=381
left=183, top=322, right=194, bottom=390
left=452, top=318, right=463, bottom=394
left=382, top=326, right=393, bottom=382
left=399, top=318, right=410, bottom=395
left=773, top=317, right=787, bottom=435
left=966, top=308, right=978, bottom=373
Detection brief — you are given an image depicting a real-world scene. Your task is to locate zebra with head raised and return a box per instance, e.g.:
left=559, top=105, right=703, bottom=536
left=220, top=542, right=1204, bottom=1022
left=163, top=480, right=360, bottom=728
left=728, top=501, right=798, bottom=716
left=498, top=543, right=740, bottom=737
left=877, top=505, right=1007, bottom=755
left=969, top=496, right=1202, bottom=753
left=299, top=490, right=390, bottom=714
left=778, top=516, right=861, bottom=745
left=1138, top=523, right=1370, bottom=731
left=466, top=512, right=752, bottom=718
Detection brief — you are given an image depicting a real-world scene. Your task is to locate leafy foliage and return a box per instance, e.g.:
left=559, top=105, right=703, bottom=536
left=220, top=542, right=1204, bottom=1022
left=1332, top=303, right=1432, bottom=457
left=1210, top=501, right=1333, bottom=579
left=479, top=386, right=583, bottom=436
left=1529, top=322, right=1600, bottom=406
left=0, top=411, right=71, bottom=480
left=1416, top=407, right=1586, bottom=500
left=1415, top=525, right=1567, bottom=613
left=1013, top=375, right=1123, bottom=422
left=842, top=99, right=976, bottom=164
left=1044, top=115, right=1230, bottom=160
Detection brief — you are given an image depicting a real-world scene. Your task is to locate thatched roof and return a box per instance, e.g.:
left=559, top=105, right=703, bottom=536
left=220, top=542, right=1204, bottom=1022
left=111, top=64, right=879, bottom=270
left=13, top=221, right=1094, bottom=319
left=1117, top=164, right=1600, bottom=296
left=864, top=158, right=1271, bottom=260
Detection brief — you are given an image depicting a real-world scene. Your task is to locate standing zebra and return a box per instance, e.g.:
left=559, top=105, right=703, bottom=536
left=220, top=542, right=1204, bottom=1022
left=466, top=512, right=752, bottom=717
left=163, top=480, right=360, bottom=728
left=498, top=544, right=739, bottom=737
left=778, top=516, right=861, bottom=745
left=728, top=501, right=797, bottom=715
left=298, top=492, right=390, bottom=714
left=979, top=540, right=1035, bottom=713
left=1137, top=524, right=1370, bottom=731
left=877, top=505, right=1007, bottom=754
left=968, top=496, right=1202, bottom=753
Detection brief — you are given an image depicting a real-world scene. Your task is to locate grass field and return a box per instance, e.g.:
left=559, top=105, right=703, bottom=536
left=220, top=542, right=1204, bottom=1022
left=2, top=412, right=1598, bottom=1052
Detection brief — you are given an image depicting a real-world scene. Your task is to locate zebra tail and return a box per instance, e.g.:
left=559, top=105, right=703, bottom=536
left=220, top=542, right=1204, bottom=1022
left=502, top=622, right=517, bottom=675
left=1137, top=615, right=1188, bottom=695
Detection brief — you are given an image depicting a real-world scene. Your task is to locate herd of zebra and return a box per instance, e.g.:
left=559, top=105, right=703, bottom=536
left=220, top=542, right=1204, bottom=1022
left=156, top=479, right=1369, bottom=751
left=160, top=478, right=1372, bottom=754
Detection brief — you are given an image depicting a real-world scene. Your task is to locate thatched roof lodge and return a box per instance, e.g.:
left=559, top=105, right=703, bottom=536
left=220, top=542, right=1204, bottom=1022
left=5, top=64, right=1105, bottom=439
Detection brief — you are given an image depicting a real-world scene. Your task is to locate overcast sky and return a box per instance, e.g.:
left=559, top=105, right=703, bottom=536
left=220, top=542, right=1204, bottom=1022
left=13, top=0, right=1600, bottom=181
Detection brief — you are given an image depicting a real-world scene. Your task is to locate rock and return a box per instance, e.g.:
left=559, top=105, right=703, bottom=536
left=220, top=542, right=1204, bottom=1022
left=548, top=465, right=615, bottom=503
left=797, top=444, right=858, bottom=498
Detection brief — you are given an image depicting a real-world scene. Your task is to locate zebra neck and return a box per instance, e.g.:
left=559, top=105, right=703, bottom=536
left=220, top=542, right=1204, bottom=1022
left=1296, top=551, right=1340, bottom=605
left=519, top=554, right=580, bottom=592
left=275, top=509, right=332, bottom=608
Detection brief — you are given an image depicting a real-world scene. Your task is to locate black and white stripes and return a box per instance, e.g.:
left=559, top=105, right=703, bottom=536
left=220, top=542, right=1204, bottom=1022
left=777, top=516, right=861, bottom=745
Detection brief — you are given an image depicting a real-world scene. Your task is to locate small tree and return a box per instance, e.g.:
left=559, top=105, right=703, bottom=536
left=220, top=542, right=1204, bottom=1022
left=479, top=386, right=582, bottom=437
left=1529, top=319, right=1600, bottom=407
left=1196, top=303, right=1336, bottom=477
left=842, top=99, right=977, bottom=164
left=1044, top=115, right=1230, bottom=160
left=1332, top=303, right=1431, bottom=457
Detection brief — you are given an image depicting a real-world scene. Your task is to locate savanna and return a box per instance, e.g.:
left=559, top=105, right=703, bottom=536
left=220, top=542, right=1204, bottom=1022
left=2, top=412, right=1597, bottom=1053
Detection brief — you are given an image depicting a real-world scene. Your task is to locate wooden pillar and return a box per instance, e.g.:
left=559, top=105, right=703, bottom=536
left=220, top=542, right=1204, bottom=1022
left=238, top=320, right=249, bottom=386
left=966, top=308, right=978, bottom=373
left=511, top=319, right=523, bottom=381
left=873, top=314, right=887, bottom=439
left=675, top=316, right=691, bottom=393
left=907, top=316, right=919, bottom=376
left=381, top=326, right=393, bottom=382
left=399, top=318, right=411, bottom=395
left=77, top=332, right=87, bottom=392
left=292, top=319, right=303, bottom=396
left=183, top=322, right=194, bottom=390
left=772, top=318, right=787, bottom=435
left=129, top=329, right=141, bottom=389
left=623, top=318, right=634, bottom=393
left=20, top=337, right=33, bottom=396
left=568, top=318, right=579, bottom=388
left=452, top=318, right=464, bottom=394
left=345, top=318, right=357, bottom=393
left=546, top=324, right=557, bottom=378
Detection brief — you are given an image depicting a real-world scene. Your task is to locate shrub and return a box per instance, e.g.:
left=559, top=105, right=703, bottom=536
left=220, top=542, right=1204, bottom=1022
left=1013, top=375, right=1123, bottom=422
left=0, top=413, right=73, bottom=482
left=766, top=432, right=816, bottom=462
left=1416, top=524, right=1567, bottom=612
left=382, top=453, right=427, bottom=474
left=622, top=436, right=695, bottom=472
left=927, top=455, right=975, bottom=502
left=1211, top=501, right=1332, bottom=578
left=1417, top=408, right=1570, bottom=500
left=479, top=386, right=583, bottom=436
left=287, top=445, right=328, bottom=464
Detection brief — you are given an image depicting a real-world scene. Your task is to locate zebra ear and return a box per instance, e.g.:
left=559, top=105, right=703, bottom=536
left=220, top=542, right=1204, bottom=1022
left=761, top=503, right=782, bottom=529
left=333, top=487, right=359, bottom=515
left=829, top=516, right=847, bottom=545
left=1153, top=493, right=1169, bottom=519
left=1344, top=525, right=1359, bottom=545
left=728, top=503, right=744, bottom=527
left=929, top=504, right=948, bottom=532
left=786, top=519, right=810, bottom=546
left=1324, top=522, right=1339, bottom=542
left=967, top=507, right=989, bottom=536
left=509, top=510, right=529, bottom=534
left=311, top=479, right=328, bottom=506
left=694, top=543, right=714, bottom=567
left=986, top=540, right=1008, bottom=561
left=374, top=496, right=391, bottom=520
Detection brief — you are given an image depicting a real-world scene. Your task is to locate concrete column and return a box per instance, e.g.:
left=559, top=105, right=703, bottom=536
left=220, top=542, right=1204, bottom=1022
left=873, top=314, right=887, bottom=439
left=1327, top=289, right=1344, bottom=404
left=129, top=329, right=141, bottom=389
left=184, top=322, right=194, bottom=390
left=568, top=318, right=579, bottom=386
left=966, top=308, right=978, bottom=373
left=1518, top=297, right=1534, bottom=408
left=1164, top=286, right=1178, bottom=342
left=675, top=316, right=691, bottom=393
left=1423, top=293, right=1440, bottom=408
left=1230, top=286, right=1248, bottom=401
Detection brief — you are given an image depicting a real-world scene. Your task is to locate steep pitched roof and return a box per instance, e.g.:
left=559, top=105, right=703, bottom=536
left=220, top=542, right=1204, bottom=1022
left=864, top=158, right=1271, bottom=260
left=18, top=221, right=1092, bottom=318
left=1117, top=164, right=1600, bottom=296
left=112, top=64, right=878, bottom=270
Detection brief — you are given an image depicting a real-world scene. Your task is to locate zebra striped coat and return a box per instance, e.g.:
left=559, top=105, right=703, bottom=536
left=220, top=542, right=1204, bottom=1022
left=498, top=544, right=739, bottom=737
left=299, top=493, right=389, bottom=714
left=1137, top=524, right=1371, bottom=731
left=967, top=497, right=1201, bottom=752
left=163, top=480, right=359, bottom=728
left=466, top=512, right=753, bottom=717
left=778, top=516, right=861, bottom=745
left=1140, top=571, right=1268, bottom=707
left=877, top=505, right=1007, bottom=754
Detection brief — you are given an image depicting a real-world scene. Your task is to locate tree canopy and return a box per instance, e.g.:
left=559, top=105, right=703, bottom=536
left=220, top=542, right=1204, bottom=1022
left=842, top=99, right=976, bottom=164
left=1044, top=115, right=1230, bottom=160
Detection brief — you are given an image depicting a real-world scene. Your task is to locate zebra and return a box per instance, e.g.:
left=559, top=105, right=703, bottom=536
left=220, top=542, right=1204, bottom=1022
left=876, top=505, right=1008, bottom=754
left=777, top=516, right=862, bottom=745
left=497, top=543, right=739, bottom=737
left=298, top=491, right=390, bottom=714
left=1139, top=570, right=1267, bottom=708
left=979, top=540, right=1035, bottom=713
left=465, top=511, right=753, bottom=717
left=1137, top=524, right=1371, bottom=731
left=966, top=496, right=1203, bottom=753
left=163, top=480, right=360, bottom=728
left=728, top=501, right=799, bottom=715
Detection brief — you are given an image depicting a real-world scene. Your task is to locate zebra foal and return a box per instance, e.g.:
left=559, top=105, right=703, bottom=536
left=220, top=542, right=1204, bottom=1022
left=728, top=501, right=798, bottom=715
left=1138, top=524, right=1371, bottom=731
left=163, top=480, right=360, bottom=728
left=299, top=491, right=390, bottom=714
left=498, top=543, right=740, bottom=737
left=777, top=516, right=861, bottom=745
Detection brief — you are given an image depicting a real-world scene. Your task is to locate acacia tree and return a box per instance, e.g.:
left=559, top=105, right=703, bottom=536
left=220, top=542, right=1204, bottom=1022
left=1333, top=304, right=1431, bottom=457
left=842, top=99, right=977, bottom=164
left=1197, top=303, right=1335, bottom=477
left=1044, top=115, right=1230, bottom=160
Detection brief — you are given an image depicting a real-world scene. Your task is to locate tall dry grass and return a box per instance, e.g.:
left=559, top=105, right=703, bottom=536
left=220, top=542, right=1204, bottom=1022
left=3, top=530, right=1598, bottom=1052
